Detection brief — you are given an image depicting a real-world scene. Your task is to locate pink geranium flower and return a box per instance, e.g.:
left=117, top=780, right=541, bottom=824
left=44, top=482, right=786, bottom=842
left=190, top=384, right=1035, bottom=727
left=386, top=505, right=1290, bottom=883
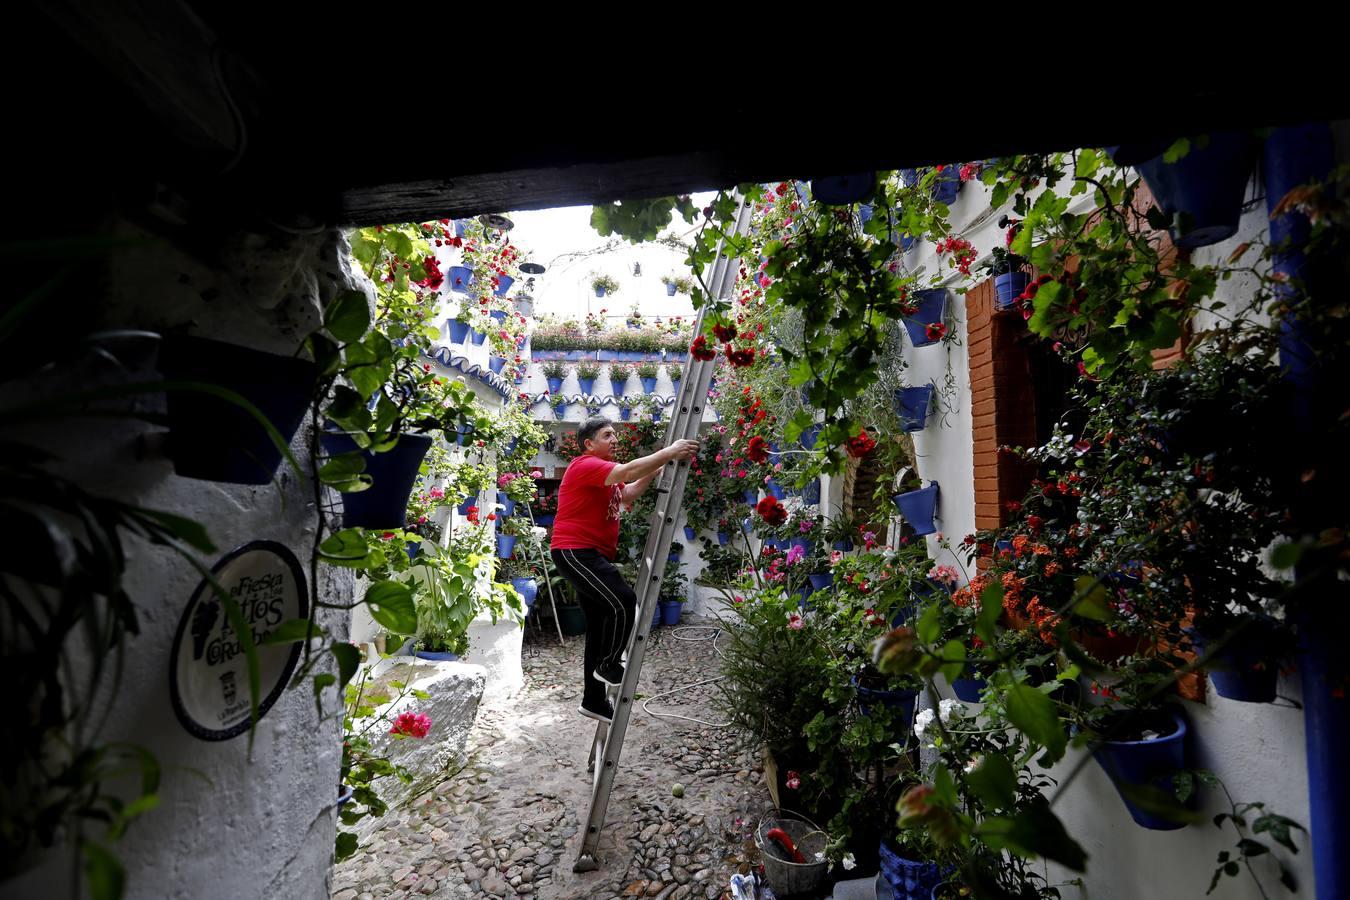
left=787, top=612, right=804, bottom=630
left=390, top=711, right=432, bottom=739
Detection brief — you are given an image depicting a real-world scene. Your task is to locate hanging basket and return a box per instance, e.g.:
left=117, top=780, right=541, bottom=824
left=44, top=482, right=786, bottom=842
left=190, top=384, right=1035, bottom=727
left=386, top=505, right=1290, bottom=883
left=1112, top=133, right=1259, bottom=249
left=468, top=328, right=487, bottom=346
left=495, top=534, right=517, bottom=559
left=159, top=335, right=317, bottom=485
left=577, top=376, right=596, bottom=395
left=893, top=481, right=940, bottom=535
left=446, top=318, right=470, bottom=344
left=640, top=377, right=657, bottom=393
left=665, top=283, right=677, bottom=296
left=902, top=290, right=948, bottom=348
left=810, top=172, right=875, bottom=205
left=547, top=376, right=563, bottom=393
left=1092, top=708, right=1191, bottom=831
left=318, top=431, right=434, bottom=530
left=448, top=265, right=474, bottom=293
left=994, top=271, right=1030, bottom=311
left=893, top=385, right=935, bottom=433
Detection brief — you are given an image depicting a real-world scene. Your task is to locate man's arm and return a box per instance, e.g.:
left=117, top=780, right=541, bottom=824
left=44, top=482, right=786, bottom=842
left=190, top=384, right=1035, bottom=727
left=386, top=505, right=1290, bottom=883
left=621, top=470, right=661, bottom=506
left=603, top=439, right=699, bottom=487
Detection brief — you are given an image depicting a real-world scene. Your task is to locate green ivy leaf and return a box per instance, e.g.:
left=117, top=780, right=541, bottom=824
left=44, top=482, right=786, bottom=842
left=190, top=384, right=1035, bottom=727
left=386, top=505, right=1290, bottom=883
left=915, top=604, right=940, bottom=645
left=335, top=830, right=359, bottom=862
left=1070, top=576, right=1113, bottom=621
left=325, top=290, right=372, bottom=343
left=365, top=581, right=418, bottom=635
left=331, top=641, right=361, bottom=691
left=1163, top=138, right=1192, bottom=164
left=1005, top=681, right=1066, bottom=763
left=939, top=640, right=966, bottom=684
left=1270, top=542, right=1303, bottom=570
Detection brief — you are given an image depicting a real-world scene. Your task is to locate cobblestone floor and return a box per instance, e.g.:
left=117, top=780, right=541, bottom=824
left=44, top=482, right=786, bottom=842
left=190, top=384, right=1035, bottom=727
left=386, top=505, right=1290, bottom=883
left=332, top=617, right=772, bottom=900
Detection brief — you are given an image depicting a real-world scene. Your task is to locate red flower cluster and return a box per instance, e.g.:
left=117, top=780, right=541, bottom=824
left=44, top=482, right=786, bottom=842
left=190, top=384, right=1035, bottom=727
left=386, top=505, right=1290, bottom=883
left=756, top=496, right=788, bottom=527
left=925, top=322, right=947, bottom=342
left=416, top=256, right=444, bottom=290
left=746, top=435, right=770, bottom=463
left=713, top=323, right=738, bottom=343
left=934, top=236, right=977, bottom=276
left=726, top=345, right=756, bottom=368
left=691, top=335, right=716, bottom=361
left=844, top=429, right=876, bottom=458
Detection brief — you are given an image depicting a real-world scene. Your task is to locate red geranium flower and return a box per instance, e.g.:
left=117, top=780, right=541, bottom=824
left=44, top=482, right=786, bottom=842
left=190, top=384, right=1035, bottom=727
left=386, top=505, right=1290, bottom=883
left=925, top=322, right=947, bottom=342
left=755, top=496, right=788, bottom=527
left=845, top=429, right=876, bottom=458
left=691, top=335, right=716, bottom=361
left=713, top=323, right=738, bottom=343
left=726, top=346, right=756, bottom=368
left=746, top=435, right=769, bottom=463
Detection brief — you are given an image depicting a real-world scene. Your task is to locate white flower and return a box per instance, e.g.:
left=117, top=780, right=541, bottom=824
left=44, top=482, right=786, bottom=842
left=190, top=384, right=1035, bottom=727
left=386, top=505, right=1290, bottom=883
left=912, top=707, right=935, bottom=740
left=938, top=698, right=964, bottom=724
left=963, top=754, right=983, bottom=775
left=842, top=853, right=857, bottom=871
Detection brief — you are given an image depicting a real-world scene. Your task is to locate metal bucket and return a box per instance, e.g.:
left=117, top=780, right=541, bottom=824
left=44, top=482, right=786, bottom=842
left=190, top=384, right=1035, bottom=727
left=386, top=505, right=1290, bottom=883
left=754, top=808, right=828, bottom=897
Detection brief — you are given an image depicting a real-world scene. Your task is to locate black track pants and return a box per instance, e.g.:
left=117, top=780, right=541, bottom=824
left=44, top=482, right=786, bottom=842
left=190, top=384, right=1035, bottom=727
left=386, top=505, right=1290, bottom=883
left=551, top=548, right=636, bottom=706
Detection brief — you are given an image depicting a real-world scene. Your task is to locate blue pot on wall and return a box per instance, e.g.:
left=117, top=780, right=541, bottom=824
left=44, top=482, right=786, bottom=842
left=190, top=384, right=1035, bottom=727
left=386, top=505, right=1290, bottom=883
left=851, top=676, right=918, bottom=722
left=578, top=376, right=596, bottom=394
left=1092, top=708, right=1191, bottom=831
left=535, top=514, right=555, bottom=526
left=447, top=318, right=470, bottom=344
left=665, top=283, right=677, bottom=296
left=799, top=424, right=821, bottom=450
left=683, top=526, right=697, bottom=541
left=1193, top=617, right=1280, bottom=703
left=743, top=489, right=758, bottom=505
left=800, top=478, right=821, bottom=505
left=893, top=482, right=940, bottom=535
left=488, top=310, right=508, bottom=324
left=510, top=577, right=538, bottom=612
left=902, top=290, right=948, bottom=347
left=547, top=376, right=563, bottom=393
left=894, top=385, right=935, bottom=433
left=670, top=378, right=680, bottom=395
left=488, top=357, right=506, bottom=375
left=1111, top=133, right=1259, bottom=249
left=497, top=493, right=516, bottom=517
left=808, top=572, right=833, bottom=592
left=494, top=275, right=514, bottom=297
left=811, top=172, right=875, bottom=205
left=619, top=407, right=631, bottom=421
left=640, top=377, right=657, bottom=393
left=159, top=335, right=317, bottom=485
left=318, top=431, right=435, bottom=530
left=496, top=534, right=517, bottom=559
left=457, top=496, right=476, bottom=515
left=454, top=219, right=469, bottom=238
left=765, top=481, right=786, bottom=500
left=931, top=166, right=961, bottom=206
left=651, top=605, right=661, bottom=629
left=952, top=677, right=987, bottom=702
left=448, top=265, right=473, bottom=293
left=994, top=272, right=1030, bottom=311
left=468, top=328, right=487, bottom=346
left=594, top=286, right=607, bottom=298
left=717, top=532, right=728, bottom=546
left=878, top=842, right=944, bottom=900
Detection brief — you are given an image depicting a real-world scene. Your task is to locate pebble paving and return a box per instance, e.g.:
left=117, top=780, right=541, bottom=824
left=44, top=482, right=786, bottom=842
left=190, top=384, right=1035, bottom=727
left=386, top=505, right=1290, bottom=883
left=332, top=618, right=772, bottom=899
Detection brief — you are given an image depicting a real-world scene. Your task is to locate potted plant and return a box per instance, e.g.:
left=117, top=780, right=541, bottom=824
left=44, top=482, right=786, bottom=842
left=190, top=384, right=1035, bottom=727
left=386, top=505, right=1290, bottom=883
left=576, top=360, right=600, bottom=395
left=447, top=265, right=474, bottom=293
left=810, top=172, right=875, bottom=205
left=617, top=395, right=637, bottom=421
left=899, top=288, right=949, bottom=348
left=607, top=362, right=633, bottom=393
left=542, top=360, right=567, bottom=394
left=445, top=315, right=471, bottom=344
left=893, top=384, right=935, bottom=433
left=666, top=362, right=683, bottom=393
left=659, top=567, right=687, bottom=626
left=979, top=246, right=1030, bottom=312
left=636, top=361, right=660, bottom=393
left=590, top=273, right=620, bottom=298
left=625, top=307, right=643, bottom=329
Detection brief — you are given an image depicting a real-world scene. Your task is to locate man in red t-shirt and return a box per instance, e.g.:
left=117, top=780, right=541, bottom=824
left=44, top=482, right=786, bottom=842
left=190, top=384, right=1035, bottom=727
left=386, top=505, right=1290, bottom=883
left=551, top=417, right=698, bottom=723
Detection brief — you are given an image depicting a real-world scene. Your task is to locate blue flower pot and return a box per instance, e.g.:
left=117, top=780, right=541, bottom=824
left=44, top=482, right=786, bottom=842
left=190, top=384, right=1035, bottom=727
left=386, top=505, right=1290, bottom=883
left=808, top=573, right=833, bottom=592
left=468, top=328, right=487, bottom=346
left=994, top=271, right=1030, bottom=311
left=790, top=537, right=814, bottom=556
left=494, top=275, right=514, bottom=297
left=666, top=283, right=677, bottom=296
left=617, top=407, right=630, bottom=421
left=406, top=541, right=422, bottom=562
left=717, top=532, right=728, bottom=546
left=511, top=577, right=538, bottom=611
left=832, top=538, right=853, bottom=552
left=618, top=351, right=644, bottom=362
left=801, top=478, right=821, bottom=505
left=454, top=219, right=469, bottom=238
left=1092, top=708, right=1191, bottom=830
left=1114, top=133, right=1259, bottom=249
left=650, top=409, right=662, bottom=423
left=743, top=489, right=759, bottom=505
left=799, top=424, right=822, bottom=450
left=159, top=335, right=317, bottom=485
left=640, top=377, right=657, bottom=393
left=894, top=385, right=935, bottom=433
left=765, top=481, right=786, bottom=500
left=319, top=431, right=434, bottom=530
left=893, top=482, right=940, bottom=536
left=447, top=318, right=470, bottom=343
left=1194, top=618, right=1279, bottom=703
left=651, top=605, right=661, bottom=628
left=496, top=534, right=517, bottom=559
left=932, top=167, right=961, bottom=206
left=415, top=649, right=459, bottom=661
left=497, top=493, right=516, bottom=517
left=660, top=601, right=683, bottom=626
left=683, top=526, right=696, bottom=541
left=858, top=203, right=874, bottom=228
left=448, top=265, right=473, bottom=293
left=878, top=842, right=945, bottom=900
left=457, top=496, right=476, bottom=515
left=489, top=310, right=508, bottom=324
left=851, top=676, right=918, bottom=722
left=578, top=377, right=596, bottom=395
left=594, top=286, right=607, bottom=298
left=670, top=379, right=680, bottom=395
left=811, top=172, right=875, bottom=205
left=903, top=289, right=948, bottom=347
left=488, top=357, right=506, bottom=375
left=952, top=677, right=987, bottom=702
left=535, top=514, right=555, bottom=526
left=547, top=376, right=563, bottom=393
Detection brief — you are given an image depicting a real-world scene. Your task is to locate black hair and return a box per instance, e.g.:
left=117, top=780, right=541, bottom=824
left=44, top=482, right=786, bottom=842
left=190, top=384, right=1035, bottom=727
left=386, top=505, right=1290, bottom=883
left=578, top=416, right=613, bottom=447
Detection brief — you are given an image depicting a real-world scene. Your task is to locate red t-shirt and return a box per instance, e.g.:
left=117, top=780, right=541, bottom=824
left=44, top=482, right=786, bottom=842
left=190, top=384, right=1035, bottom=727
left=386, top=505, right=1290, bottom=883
left=550, top=454, right=624, bottom=560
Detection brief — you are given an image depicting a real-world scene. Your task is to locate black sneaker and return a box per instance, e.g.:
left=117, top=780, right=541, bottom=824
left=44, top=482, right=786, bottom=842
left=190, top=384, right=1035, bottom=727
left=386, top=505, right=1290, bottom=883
left=592, top=661, right=625, bottom=688
left=578, top=698, right=614, bottom=724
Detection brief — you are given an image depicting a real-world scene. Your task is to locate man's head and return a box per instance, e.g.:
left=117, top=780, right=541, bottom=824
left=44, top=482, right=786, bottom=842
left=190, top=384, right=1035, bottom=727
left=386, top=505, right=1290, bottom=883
left=579, top=417, right=618, bottom=459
